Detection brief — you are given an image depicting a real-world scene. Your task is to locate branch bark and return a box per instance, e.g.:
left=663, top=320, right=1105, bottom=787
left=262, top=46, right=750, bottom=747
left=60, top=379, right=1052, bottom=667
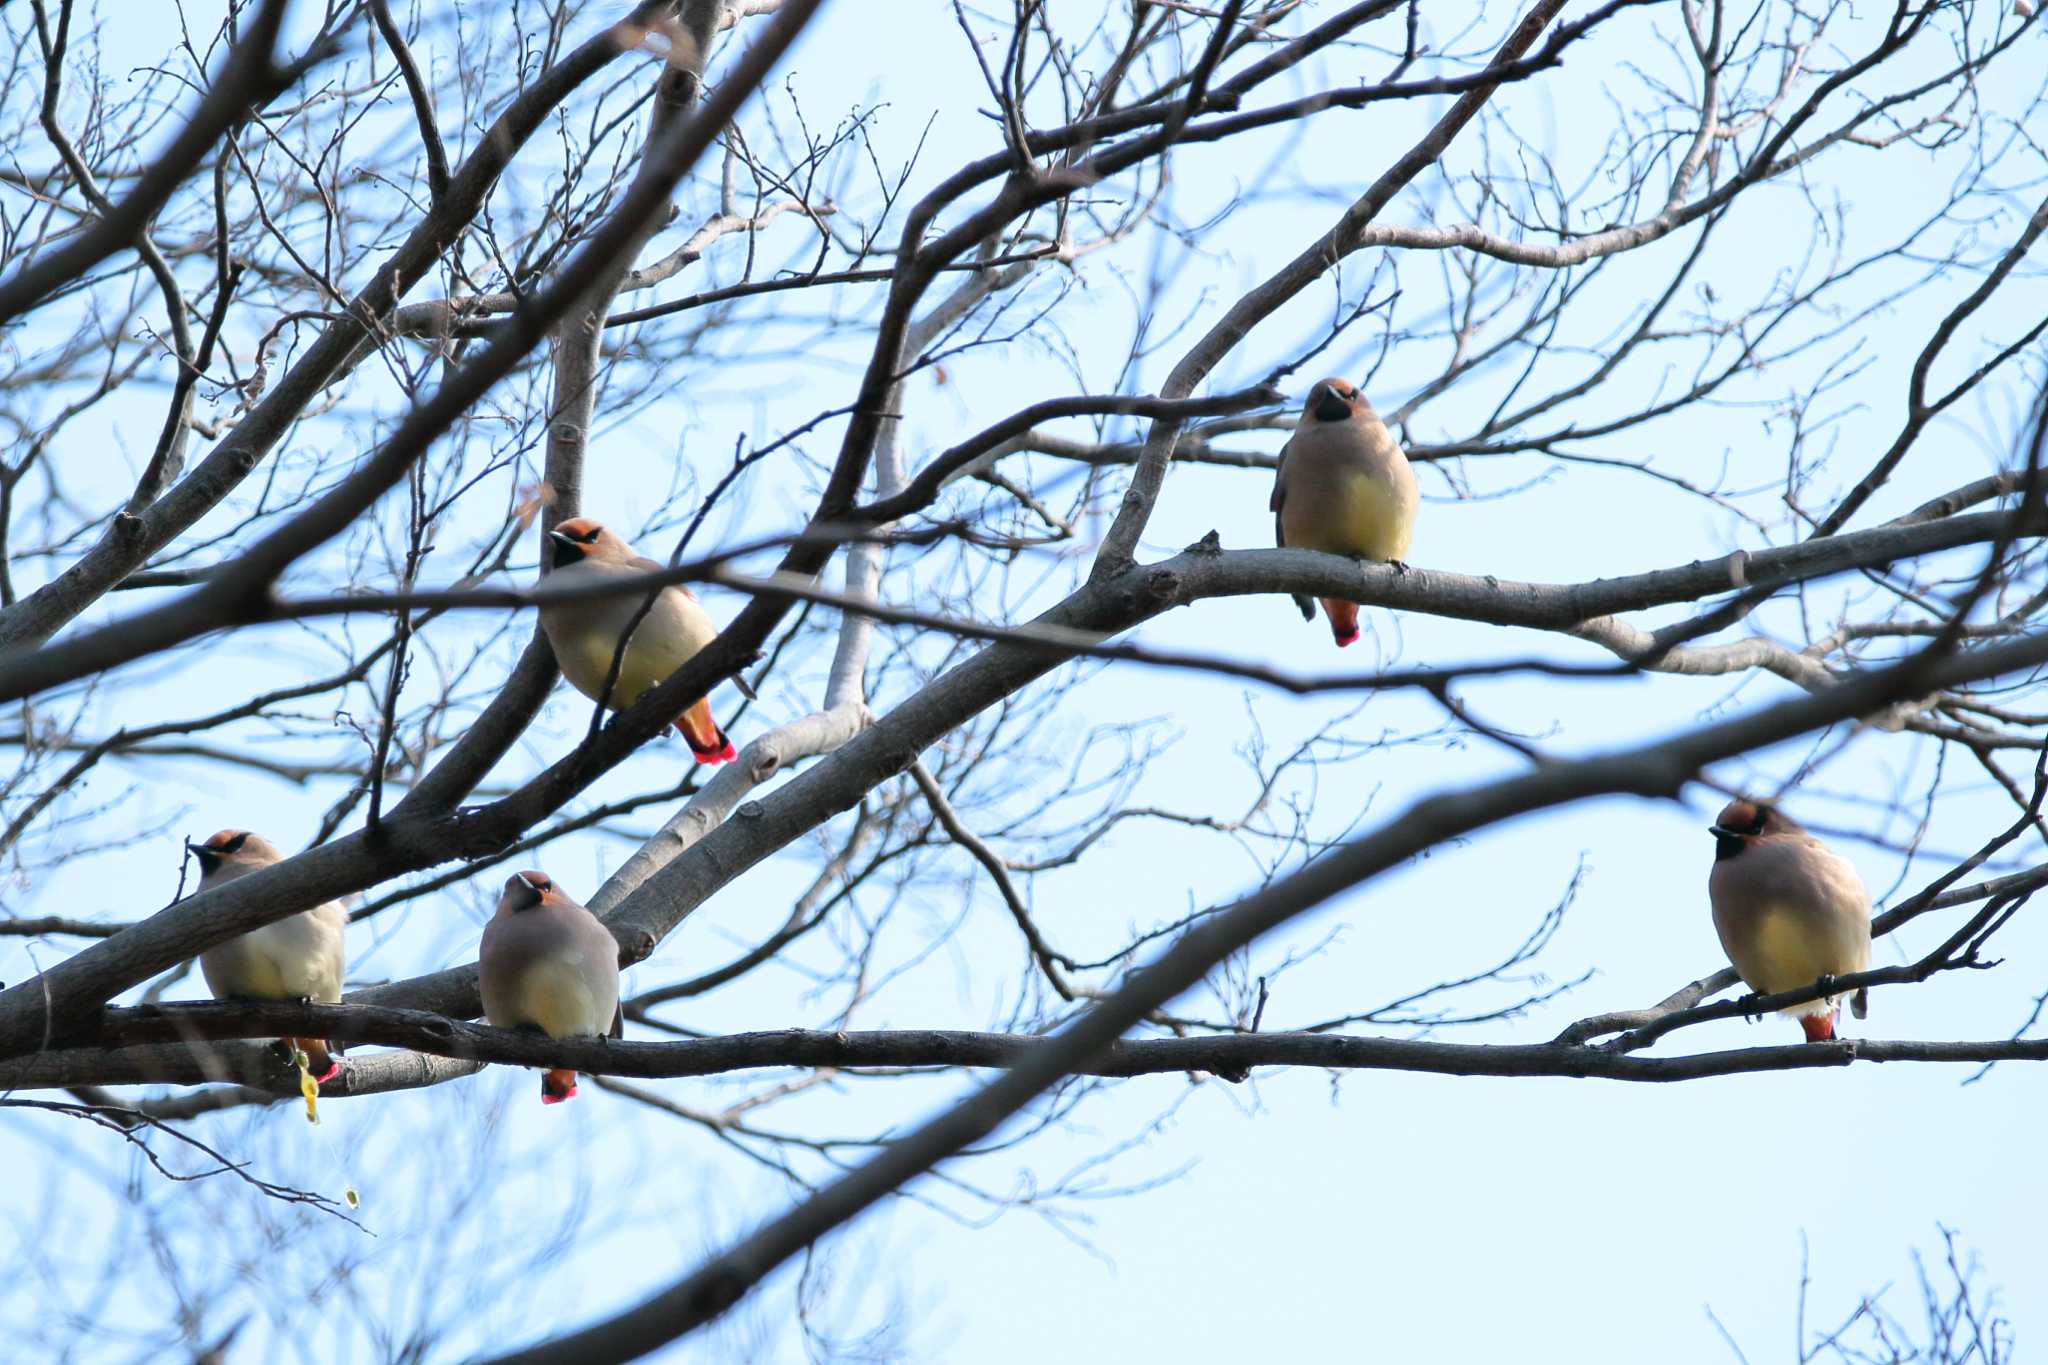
left=13, top=1004, right=2048, bottom=1094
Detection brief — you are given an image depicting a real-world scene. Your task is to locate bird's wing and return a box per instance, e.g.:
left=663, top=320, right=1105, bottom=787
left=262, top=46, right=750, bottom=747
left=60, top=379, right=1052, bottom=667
left=1271, top=438, right=1314, bottom=621
left=1270, top=438, right=1291, bottom=545
left=626, top=552, right=671, bottom=579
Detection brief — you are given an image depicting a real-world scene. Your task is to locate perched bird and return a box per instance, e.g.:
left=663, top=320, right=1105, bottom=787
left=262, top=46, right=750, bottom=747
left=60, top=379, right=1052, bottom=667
left=189, top=829, right=348, bottom=1081
left=538, top=516, right=738, bottom=764
left=1707, top=799, right=1873, bottom=1042
left=479, top=871, right=623, bottom=1104
left=1270, top=378, right=1419, bottom=647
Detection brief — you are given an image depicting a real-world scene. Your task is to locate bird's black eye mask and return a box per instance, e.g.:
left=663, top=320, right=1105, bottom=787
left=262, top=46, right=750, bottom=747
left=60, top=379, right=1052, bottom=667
left=1708, top=805, right=1771, bottom=862
left=187, top=831, right=249, bottom=871
left=548, top=526, right=601, bottom=568
left=506, top=873, right=551, bottom=910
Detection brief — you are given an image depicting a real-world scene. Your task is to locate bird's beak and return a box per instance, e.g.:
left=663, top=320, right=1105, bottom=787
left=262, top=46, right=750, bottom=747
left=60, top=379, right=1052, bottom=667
left=1709, top=824, right=1734, bottom=838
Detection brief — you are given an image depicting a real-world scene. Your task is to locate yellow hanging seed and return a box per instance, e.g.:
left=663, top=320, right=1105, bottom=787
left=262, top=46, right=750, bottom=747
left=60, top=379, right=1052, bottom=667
left=296, top=1046, right=320, bottom=1125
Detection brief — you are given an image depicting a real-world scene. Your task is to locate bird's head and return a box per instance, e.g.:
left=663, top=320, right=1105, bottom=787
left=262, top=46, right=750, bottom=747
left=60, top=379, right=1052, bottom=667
left=186, top=828, right=280, bottom=877
left=547, top=517, right=624, bottom=569
left=1708, top=798, right=1796, bottom=861
left=1304, top=377, right=1368, bottom=424
left=498, top=870, right=558, bottom=914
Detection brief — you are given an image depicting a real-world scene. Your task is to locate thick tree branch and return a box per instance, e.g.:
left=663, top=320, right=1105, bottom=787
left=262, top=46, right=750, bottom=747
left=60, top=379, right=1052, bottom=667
left=15, top=1005, right=2048, bottom=1095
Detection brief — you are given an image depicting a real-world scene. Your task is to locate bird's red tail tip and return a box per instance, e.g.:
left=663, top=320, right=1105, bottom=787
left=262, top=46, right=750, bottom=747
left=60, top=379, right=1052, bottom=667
left=541, top=1070, right=579, bottom=1103
left=675, top=721, right=737, bottom=764
left=1799, top=1011, right=1838, bottom=1044
left=1322, top=598, right=1360, bottom=647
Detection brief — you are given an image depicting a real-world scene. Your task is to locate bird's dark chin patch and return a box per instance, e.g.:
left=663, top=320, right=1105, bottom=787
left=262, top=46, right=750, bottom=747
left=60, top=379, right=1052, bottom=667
left=550, top=538, right=586, bottom=569
left=1711, top=830, right=1746, bottom=862
left=1313, top=395, right=1352, bottom=422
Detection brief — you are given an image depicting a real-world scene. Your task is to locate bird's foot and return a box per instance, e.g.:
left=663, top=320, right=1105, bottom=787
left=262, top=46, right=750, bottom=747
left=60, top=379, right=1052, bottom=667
left=1813, top=974, right=1838, bottom=999
left=1390, top=559, right=1411, bottom=576
left=1735, top=992, right=1766, bottom=1022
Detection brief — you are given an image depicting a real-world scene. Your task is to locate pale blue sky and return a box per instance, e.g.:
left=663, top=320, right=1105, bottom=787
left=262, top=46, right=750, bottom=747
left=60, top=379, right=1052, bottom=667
left=2, top=2, right=2045, bottom=1361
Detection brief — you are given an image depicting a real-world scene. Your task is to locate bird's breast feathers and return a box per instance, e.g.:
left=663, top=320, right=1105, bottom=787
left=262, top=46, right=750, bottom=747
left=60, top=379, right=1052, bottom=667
left=549, top=621, right=680, bottom=706
left=1281, top=466, right=1414, bottom=562
left=200, top=909, right=344, bottom=1002
left=1717, top=899, right=1870, bottom=1002
left=541, top=567, right=716, bottom=708
left=503, top=955, right=616, bottom=1039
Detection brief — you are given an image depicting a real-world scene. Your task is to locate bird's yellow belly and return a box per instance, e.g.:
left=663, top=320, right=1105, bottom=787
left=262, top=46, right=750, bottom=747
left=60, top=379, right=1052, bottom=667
left=1286, top=473, right=1411, bottom=562
left=507, top=960, right=609, bottom=1039
left=203, top=923, right=337, bottom=1001
left=221, top=947, right=293, bottom=998
left=1732, top=908, right=1860, bottom=996
left=556, top=627, right=682, bottom=710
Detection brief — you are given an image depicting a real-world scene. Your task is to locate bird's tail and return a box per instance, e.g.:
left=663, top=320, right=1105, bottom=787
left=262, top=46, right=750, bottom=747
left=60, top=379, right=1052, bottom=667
left=674, top=698, right=737, bottom=764
left=1291, top=593, right=1314, bottom=623
left=541, top=1069, right=579, bottom=1104
left=290, top=1037, right=340, bottom=1084
left=1320, top=598, right=1360, bottom=648
left=1798, top=1010, right=1838, bottom=1044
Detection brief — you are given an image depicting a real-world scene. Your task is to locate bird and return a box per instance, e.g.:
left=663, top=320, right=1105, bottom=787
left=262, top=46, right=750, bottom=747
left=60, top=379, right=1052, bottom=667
left=478, top=870, right=623, bottom=1104
left=537, top=516, right=740, bottom=764
left=1270, top=377, right=1419, bottom=647
left=1706, top=798, right=1873, bottom=1042
left=188, top=829, right=348, bottom=1081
